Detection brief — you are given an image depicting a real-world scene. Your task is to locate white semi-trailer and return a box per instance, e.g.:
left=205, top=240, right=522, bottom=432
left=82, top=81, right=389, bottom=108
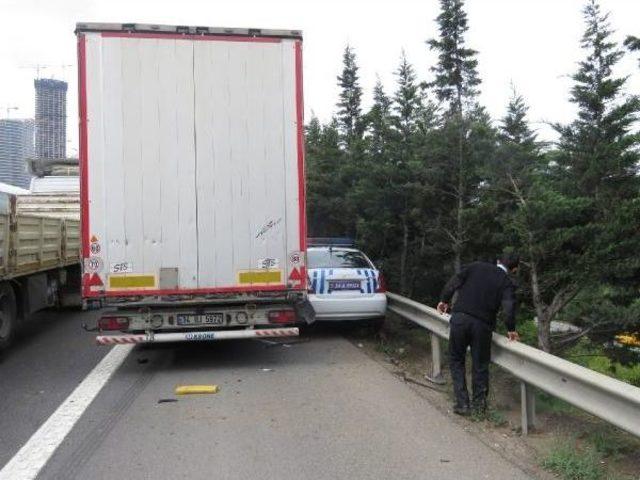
left=75, top=23, right=310, bottom=344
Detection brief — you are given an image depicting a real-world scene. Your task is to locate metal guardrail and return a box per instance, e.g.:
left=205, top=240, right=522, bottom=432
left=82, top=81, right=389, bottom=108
left=387, top=292, right=640, bottom=438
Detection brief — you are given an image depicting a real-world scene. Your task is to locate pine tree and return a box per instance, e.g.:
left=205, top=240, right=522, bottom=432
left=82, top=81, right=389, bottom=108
left=393, top=51, right=421, bottom=143
left=336, top=45, right=363, bottom=149
left=500, top=89, right=537, bottom=148
left=555, top=0, right=640, bottom=204
left=305, top=114, right=322, bottom=148
left=427, top=0, right=482, bottom=273
left=366, top=78, right=393, bottom=160
left=493, top=93, right=553, bottom=351
left=350, top=81, right=396, bottom=277
left=624, top=35, right=640, bottom=66
left=305, top=117, right=352, bottom=237
left=427, top=0, right=481, bottom=115
left=391, top=52, right=425, bottom=293
left=479, top=90, right=588, bottom=352
left=550, top=0, right=640, bottom=345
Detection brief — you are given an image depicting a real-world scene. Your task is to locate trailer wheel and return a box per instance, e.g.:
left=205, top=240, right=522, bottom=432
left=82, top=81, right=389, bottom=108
left=0, top=283, right=18, bottom=350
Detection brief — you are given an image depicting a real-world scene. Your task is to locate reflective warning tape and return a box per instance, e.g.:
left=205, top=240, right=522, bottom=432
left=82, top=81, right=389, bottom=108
left=96, top=335, right=146, bottom=345
left=255, top=328, right=299, bottom=337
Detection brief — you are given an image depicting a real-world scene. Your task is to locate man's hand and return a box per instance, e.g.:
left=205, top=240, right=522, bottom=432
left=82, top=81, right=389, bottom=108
left=507, top=331, right=520, bottom=342
left=437, top=302, right=449, bottom=314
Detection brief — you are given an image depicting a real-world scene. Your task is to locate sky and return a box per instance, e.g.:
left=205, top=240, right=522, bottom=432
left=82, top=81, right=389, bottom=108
left=1, top=0, right=639, bottom=156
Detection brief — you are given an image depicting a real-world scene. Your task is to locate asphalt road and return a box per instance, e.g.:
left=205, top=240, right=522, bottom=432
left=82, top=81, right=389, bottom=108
left=0, top=308, right=106, bottom=469
left=1, top=312, right=532, bottom=480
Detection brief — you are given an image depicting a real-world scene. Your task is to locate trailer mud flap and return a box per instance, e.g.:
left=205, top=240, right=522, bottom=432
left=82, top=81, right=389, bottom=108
left=96, top=328, right=299, bottom=345
left=295, top=299, right=316, bottom=324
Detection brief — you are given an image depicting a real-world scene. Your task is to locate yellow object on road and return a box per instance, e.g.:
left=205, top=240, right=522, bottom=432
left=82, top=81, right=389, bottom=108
left=175, top=385, right=220, bottom=395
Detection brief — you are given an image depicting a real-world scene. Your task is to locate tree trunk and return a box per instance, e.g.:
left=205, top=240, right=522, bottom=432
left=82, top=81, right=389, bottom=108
left=454, top=98, right=464, bottom=274
left=400, top=217, right=409, bottom=295
left=529, top=261, right=551, bottom=352
left=527, top=237, right=552, bottom=352
left=454, top=192, right=463, bottom=274
left=537, top=312, right=552, bottom=353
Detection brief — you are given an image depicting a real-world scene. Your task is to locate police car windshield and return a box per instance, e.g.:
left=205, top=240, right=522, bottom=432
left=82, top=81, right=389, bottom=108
left=307, top=249, right=371, bottom=269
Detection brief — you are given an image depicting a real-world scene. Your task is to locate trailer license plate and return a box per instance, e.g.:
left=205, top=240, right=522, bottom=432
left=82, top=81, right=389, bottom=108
left=177, top=313, right=224, bottom=326
left=177, top=314, right=200, bottom=326
left=203, top=313, right=224, bottom=325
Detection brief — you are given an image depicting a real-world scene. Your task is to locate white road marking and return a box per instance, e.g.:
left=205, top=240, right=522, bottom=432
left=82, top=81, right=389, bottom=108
left=0, top=344, right=133, bottom=480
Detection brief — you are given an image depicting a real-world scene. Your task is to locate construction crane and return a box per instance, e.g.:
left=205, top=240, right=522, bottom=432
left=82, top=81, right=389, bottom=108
left=19, top=64, right=73, bottom=80
left=2, top=106, right=19, bottom=119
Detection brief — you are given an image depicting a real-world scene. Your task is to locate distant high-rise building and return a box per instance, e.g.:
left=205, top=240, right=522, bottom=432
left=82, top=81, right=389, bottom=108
left=0, top=119, right=35, bottom=189
left=34, top=78, right=67, bottom=159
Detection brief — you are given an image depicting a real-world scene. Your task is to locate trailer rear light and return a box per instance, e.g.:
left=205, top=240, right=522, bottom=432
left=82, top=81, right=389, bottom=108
left=99, top=316, right=130, bottom=331
left=376, top=273, right=387, bottom=293
left=267, top=310, right=296, bottom=324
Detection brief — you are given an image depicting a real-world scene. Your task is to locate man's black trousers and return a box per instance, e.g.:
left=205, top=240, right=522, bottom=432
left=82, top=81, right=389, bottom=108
left=449, top=312, right=493, bottom=409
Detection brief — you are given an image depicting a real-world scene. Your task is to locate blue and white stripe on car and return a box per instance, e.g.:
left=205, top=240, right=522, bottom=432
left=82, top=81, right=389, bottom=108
left=307, top=268, right=380, bottom=296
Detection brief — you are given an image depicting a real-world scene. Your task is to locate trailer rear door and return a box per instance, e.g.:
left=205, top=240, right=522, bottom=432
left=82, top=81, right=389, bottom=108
left=77, top=25, right=306, bottom=298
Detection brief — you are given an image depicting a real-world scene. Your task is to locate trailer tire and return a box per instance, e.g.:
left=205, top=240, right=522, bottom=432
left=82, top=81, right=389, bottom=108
left=0, top=283, right=18, bottom=350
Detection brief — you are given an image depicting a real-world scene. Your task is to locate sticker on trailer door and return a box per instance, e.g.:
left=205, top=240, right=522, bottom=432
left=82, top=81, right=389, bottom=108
left=110, top=262, right=133, bottom=274
left=85, top=273, right=104, bottom=288
left=84, top=256, right=104, bottom=273
left=90, top=243, right=101, bottom=255
left=255, top=218, right=282, bottom=240
left=289, top=251, right=303, bottom=266
left=257, top=258, right=279, bottom=270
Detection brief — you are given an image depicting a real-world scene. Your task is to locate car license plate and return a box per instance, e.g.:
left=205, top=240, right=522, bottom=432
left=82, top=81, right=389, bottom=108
left=329, top=280, right=361, bottom=291
left=177, top=313, right=224, bottom=326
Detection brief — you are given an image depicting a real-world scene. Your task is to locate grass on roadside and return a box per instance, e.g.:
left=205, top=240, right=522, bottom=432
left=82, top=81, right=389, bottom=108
left=541, top=440, right=605, bottom=480
left=585, top=427, right=635, bottom=459
left=470, top=407, right=508, bottom=427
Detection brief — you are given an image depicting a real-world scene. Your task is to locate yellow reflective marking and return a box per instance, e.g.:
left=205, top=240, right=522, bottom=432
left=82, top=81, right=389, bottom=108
left=238, top=270, right=282, bottom=284
left=108, top=274, right=156, bottom=289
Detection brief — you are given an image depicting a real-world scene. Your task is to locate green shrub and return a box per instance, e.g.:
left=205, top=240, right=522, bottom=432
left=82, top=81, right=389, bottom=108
left=565, top=339, right=640, bottom=387
left=496, top=318, right=538, bottom=346
left=542, top=441, right=604, bottom=480
left=587, top=428, right=634, bottom=458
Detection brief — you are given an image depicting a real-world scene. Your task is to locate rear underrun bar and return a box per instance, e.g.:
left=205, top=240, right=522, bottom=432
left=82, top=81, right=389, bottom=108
left=96, top=327, right=300, bottom=345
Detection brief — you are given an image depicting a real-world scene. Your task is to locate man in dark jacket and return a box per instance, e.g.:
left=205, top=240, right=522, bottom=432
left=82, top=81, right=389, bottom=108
left=437, top=253, right=520, bottom=415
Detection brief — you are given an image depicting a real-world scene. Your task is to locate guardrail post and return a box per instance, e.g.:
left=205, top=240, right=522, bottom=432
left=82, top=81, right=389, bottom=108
left=520, top=382, right=536, bottom=435
left=425, top=333, right=446, bottom=385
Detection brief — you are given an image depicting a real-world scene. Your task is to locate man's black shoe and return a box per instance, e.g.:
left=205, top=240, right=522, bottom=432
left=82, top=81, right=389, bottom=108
left=453, top=404, right=471, bottom=416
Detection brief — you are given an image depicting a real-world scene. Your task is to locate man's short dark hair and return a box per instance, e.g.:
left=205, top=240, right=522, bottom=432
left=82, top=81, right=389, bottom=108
left=499, top=252, right=520, bottom=270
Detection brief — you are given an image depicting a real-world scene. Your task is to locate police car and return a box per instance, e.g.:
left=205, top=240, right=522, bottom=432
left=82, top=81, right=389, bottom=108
left=307, top=239, right=387, bottom=321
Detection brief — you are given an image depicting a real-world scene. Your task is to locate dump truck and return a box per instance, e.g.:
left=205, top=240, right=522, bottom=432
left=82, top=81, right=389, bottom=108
left=75, top=23, right=310, bottom=344
left=0, top=192, right=81, bottom=349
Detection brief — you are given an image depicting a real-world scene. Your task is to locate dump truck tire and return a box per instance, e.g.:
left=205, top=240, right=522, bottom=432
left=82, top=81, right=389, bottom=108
left=0, top=282, right=17, bottom=350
